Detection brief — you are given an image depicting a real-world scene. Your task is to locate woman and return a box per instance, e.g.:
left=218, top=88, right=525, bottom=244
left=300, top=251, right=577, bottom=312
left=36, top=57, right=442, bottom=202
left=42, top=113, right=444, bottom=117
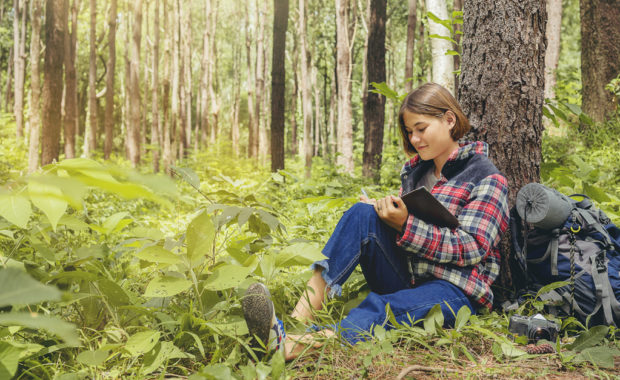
left=242, top=83, right=510, bottom=360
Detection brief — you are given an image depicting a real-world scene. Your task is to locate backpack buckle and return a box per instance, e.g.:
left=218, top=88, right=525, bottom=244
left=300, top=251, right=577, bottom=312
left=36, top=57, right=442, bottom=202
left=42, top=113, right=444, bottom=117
left=595, top=253, right=606, bottom=273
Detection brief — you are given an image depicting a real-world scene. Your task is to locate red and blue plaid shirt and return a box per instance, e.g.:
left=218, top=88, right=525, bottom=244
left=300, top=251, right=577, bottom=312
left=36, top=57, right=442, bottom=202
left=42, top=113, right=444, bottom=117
left=396, top=141, right=509, bottom=310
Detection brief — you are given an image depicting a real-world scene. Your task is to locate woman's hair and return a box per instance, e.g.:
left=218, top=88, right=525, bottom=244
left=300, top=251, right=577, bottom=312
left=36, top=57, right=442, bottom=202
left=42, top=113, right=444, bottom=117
left=398, top=82, right=471, bottom=156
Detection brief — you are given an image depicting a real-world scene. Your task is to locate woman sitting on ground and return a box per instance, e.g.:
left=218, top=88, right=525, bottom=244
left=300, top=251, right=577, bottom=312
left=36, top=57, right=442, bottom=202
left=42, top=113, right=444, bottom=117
left=242, top=82, right=510, bottom=360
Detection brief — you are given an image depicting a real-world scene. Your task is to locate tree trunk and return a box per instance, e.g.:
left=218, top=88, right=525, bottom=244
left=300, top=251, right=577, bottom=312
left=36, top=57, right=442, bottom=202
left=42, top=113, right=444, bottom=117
left=13, top=0, right=27, bottom=140
left=199, top=0, right=211, bottom=149
left=271, top=0, right=288, bottom=171
left=260, top=16, right=270, bottom=163
left=209, top=0, right=219, bottom=147
left=580, top=0, right=620, bottom=123
left=313, top=64, right=321, bottom=157
left=405, top=0, right=417, bottom=92
left=162, top=0, right=172, bottom=174
left=290, top=27, right=298, bottom=156
left=4, top=47, right=13, bottom=113
left=84, top=0, right=97, bottom=157
left=362, top=0, right=386, bottom=180
left=453, top=0, right=462, bottom=90
left=178, top=0, right=187, bottom=158
left=543, top=0, right=561, bottom=101
left=63, top=0, right=78, bottom=159
left=244, top=2, right=256, bottom=158
left=170, top=0, right=180, bottom=163
left=418, top=1, right=427, bottom=82
left=103, top=0, right=116, bottom=160
left=426, top=0, right=454, bottom=94
left=128, top=0, right=142, bottom=166
left=336, top=0, right=354, bottom=173
left=458, top=0, right=546, bottom=293
left=232, top=44, right=241, bottom=157
left=28, top=0, right=43, bottom=172
left=328, top=63, right=337, bottom=158
left=150, top=0, right=160, bottom=171
left=254, top=0, right=265, bottom=163
left=299, top=0, right=312, bottom=176
left=41, top=0, right=65, bottom=165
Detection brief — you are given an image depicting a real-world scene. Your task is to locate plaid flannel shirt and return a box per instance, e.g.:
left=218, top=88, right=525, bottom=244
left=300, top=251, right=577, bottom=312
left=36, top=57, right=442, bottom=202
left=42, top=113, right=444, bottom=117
left=396, top=141, right=509, bottom=310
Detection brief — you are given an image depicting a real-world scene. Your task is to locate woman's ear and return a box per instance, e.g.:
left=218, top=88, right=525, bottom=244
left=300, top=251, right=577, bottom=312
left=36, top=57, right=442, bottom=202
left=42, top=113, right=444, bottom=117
left=444, top=110, right=457, bottom=129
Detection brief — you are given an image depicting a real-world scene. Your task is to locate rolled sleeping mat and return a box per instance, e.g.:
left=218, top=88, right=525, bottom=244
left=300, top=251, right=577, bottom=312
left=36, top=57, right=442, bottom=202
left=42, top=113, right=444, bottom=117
left=516, top=183, right=574, bottom=230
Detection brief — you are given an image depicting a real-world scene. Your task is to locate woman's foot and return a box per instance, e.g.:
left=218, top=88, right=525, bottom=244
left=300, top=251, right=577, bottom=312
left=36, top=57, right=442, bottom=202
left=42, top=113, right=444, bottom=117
left=242, top=283, right=286, bottom=358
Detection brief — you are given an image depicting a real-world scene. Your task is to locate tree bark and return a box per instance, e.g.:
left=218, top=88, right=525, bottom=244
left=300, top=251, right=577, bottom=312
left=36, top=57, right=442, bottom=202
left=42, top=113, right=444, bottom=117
left=150, top=0, right=160, bottom=171
left=362, top=0, right=386, bottom=180
left=28, top=0, right=43, bottom=172
left=162, top=0, right=172, bottom=174
left=128, top=0, right=142, bottom=166
left=405, top=0, right=417, bottom=92
left=4, top=47, right=13, bottom=113
left=232, top=44, right=241, bottom=157
left=169, top=0, right=180, bottom=163
left=580, top=0, right=620, bottom=123
left=245, top=1, right=256, bottom=158
left=13, top=0, right=27, bottom=140
left=209, top=0, right=220, bottom=147
left=336, top=0, right=354, bottom=173
left=103, top=0, right=116, bottom=160
left=84, top=0, right=97, bottom=157
left=41, top=0, right=66, bottom=165
left=271, top=0, right=288, bottom=171
left=177, top=0, right=187, bottom=158
left=199, top=0, right=211, bottom=149
left=453, top=0, right=462, bottom=90
left=63, top=0, right=79, bottom=159
left=458, top=0, right=546, bottom=293
left=426, top=0, right=454, bottom=94
left=289, top=21, right=298, bottom=156
left=254, top=0, right=265, bottom=163
left=298, top=0, right=313, bottom=175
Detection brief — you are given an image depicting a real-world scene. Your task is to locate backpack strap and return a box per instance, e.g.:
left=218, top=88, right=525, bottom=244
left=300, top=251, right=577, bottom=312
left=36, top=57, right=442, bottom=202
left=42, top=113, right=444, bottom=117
left=590, top=251, right=620, bottom=327
left=526, top=228, right=561, bottom=276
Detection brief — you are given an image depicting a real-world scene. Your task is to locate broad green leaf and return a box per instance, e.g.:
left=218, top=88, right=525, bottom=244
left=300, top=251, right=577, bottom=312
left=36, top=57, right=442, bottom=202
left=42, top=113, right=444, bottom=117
left=102, top=212, right=131, bottom=234
left=170, top=165, right=200, bottom=189
left=563, top=102, right=582, bottom=116
left=0, top=193, right=31, bottom=228
left=97, top=279, right=131, bottom=306
left=454, top=305, right=471, bottom=331
left=0, top=341, right=22, bottom=379
left=58, top=214, right=89, bottom=231
left=27, top=180, right=68, bottom=231
left=572, top=346, right=620, bottom=369
left=0, top=268, right=61, bottom=308
left=565, top=325, right=609, bottom=351
left=144, top=276, right=192, bottom=297
left=76, top=349, right=109, bottom=366
left=142, top=341, right=193, bottom=374
left=124, top=330, right=160, bottom=357
left=583, top=183, right=612, bottom=203
left=186, top=211, right=215, bottom=265
left=205, top=317, right=249, bottom=337
left=445, top=50, right=460, bottom=56
left=237, top=207, right=254, bottom=227
left=203, top=264, right=253, bottom=291
left=198, top=364, right=232, bottom=380
left=275, top=242, right=327, bottom=267
left=536, top=280, right=570, bottom=299
left=500, top=342, right=527, bottom=358
left=369, top=81, right=401, bottom=101
left=134, top=246, right=182, bottom=265
left=427, top=11, right=453, bottom=33
left=428, top=34, right=458, bottom=44
left=0, top=312, right=79, bottom=346
left=423, top=304, right=444, bottom=335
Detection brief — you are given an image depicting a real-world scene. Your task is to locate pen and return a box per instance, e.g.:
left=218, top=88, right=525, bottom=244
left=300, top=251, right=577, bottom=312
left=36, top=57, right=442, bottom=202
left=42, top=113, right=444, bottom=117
left=361, top=188, right=369, bottom=198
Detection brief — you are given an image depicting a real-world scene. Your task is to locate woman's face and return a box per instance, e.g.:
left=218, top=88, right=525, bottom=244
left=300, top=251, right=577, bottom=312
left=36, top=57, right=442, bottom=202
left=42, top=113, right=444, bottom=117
left=402, top=110, right=458, bottom=163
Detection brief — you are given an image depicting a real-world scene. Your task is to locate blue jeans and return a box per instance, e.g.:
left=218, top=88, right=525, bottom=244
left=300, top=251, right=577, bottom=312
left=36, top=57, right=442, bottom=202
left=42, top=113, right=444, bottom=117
left=311, top=203, right=474, bottom=343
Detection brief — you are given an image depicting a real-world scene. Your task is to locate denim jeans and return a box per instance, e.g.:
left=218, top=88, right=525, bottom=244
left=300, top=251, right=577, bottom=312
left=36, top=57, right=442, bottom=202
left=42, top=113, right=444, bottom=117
left=311, top=203, right=475, bottom=343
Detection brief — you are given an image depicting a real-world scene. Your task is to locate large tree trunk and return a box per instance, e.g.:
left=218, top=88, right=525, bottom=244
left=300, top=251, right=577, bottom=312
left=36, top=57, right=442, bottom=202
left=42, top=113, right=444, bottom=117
left=544, top=0, right=561, bottom=101
left=13, top=0, right=27, bottom=140
left=28, top=0, right=43, bottom=172
left=104, top=0, right=116, bottom=160
left=41, top=0, right=66, bottom=166
left=271, top=0, right=288, bottom=171
left=362, top=0, right=386, bottom=180
left=127, top=0, right=142, bottom=166
left=63, top=0, right=79, bottom=159
left=405, top=0, right=417, bottom=92
left=426, top=0, right=454, bottom=94
left=150, top=0, right=160, bottom=171
left=580, top=0, right=620, bottom=124
left=458, top=0, right=546, bottom=293
left=298, top=0, right=312, bottom=176
left=84, top=0, right=97, bottom=157
left=336, top=0, right=354, bottom=173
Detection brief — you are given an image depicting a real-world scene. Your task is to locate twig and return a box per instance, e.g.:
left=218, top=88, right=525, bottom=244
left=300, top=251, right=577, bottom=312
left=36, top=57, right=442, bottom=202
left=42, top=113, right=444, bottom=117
left=396, top=365, right=460, bottom=379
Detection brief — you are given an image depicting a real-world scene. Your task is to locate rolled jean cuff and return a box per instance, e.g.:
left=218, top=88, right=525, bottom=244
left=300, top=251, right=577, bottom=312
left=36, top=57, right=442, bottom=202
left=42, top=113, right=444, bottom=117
left=309, top=259, right=342, bottom=299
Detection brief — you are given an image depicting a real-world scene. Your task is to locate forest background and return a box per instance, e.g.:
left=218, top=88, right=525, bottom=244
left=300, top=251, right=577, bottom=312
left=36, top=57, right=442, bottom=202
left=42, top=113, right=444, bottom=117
left=0, top=0, right=619, bottom=378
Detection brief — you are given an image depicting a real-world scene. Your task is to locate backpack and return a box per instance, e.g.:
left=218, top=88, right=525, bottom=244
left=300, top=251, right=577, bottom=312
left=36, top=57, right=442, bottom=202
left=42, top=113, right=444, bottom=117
left=509, top=183, right=620, bottom=327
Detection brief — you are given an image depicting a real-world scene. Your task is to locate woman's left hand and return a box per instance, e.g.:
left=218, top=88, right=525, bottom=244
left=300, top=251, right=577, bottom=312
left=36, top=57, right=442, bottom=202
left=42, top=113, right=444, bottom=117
left=374, top=195, right=409, bottom=232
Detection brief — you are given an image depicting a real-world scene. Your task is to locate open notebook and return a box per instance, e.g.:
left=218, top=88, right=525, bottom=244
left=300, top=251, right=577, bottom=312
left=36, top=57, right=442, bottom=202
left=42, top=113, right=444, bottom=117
left=401, top=186, right=460, bottom=228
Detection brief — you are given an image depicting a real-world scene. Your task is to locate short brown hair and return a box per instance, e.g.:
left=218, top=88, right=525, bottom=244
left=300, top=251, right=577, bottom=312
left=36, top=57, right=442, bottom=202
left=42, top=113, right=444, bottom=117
left=398, top=83, right=471, bottom=156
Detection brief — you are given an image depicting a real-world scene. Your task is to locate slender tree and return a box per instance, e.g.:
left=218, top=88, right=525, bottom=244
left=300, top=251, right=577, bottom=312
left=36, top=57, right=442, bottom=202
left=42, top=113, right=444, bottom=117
left=84, top=0, right=97, bottom=157
left=150, top=0, right=161, bottom=171
left=162, top=0, right=172, bottom=173
left=426, top=0, right=454, bottom=94
left=298, top=0, right=313, bottom=175
left=199, top=0, right=211, bottom=148
left=41, top=0, right=66, bottom=165
left=362, top=0, right=386, bottom=180
left=128, top=0, right=143, bottom=166
left=405, top=0, right=417, bottom=92
left=28, top=0, right=43, bottom=172
left=63, top=0, right=79, bottom=159
left=544, top=0, right=562, bottom=101
left=336, top=0, right=354, bottom=172
left=209, top=0, right=220, bottom=146
left=580, top=0, right=620, bottom=123
left=270, top=0, right=289, bottom=170
left=103, top=0, right=117, bottom=159
left=13, top=0, right=27, bottom=140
